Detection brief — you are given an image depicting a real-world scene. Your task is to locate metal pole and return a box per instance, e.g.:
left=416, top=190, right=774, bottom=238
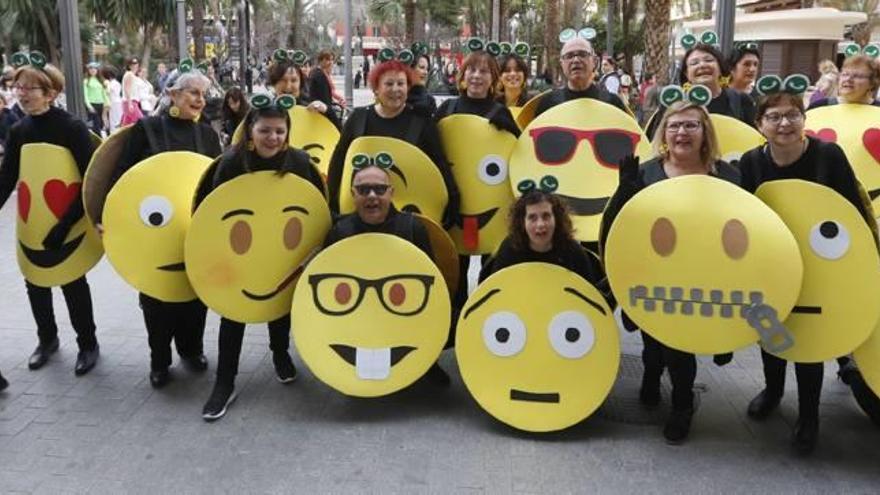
left=715, top=0, right=736, bottom=58
left=177, top=0, right=187, bottom=61
left=58, top=0, right=85, bottom=119
left=606, top=0, right=614, bottom=58
left=239, top=1, right=250, bottom=93
left=344, top=0, right=353, bottom=108
left=491, top=0, right=501, bottom=40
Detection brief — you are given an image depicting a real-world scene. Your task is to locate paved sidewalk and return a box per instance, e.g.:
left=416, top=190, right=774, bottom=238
left=1, top=192, right=880, bottom=491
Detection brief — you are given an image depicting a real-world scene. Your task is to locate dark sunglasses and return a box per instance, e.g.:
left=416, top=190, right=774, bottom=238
left=353, top=184, right=390, bottom=196
left=529, top=126, right=642, bottom=168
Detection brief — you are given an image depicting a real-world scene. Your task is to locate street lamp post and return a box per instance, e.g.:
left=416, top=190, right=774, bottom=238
left=177, top=0, right=187, bottom=61
left=58, top=0, right=85, bottom=119
left=344, top=0, right=353, bottom=108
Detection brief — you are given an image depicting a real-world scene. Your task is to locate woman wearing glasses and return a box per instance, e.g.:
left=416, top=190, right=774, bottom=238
left=809, top=55, right=879, bottom=109
left=201, top=99, right=326, bottom=421
left=739, top=91, right=875, bottom=453
left=602, top=100, right=739, bottom=444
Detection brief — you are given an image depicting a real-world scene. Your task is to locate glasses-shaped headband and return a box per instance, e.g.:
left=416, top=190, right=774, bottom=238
left=11, top=51, right=47, bottom=70
left=178, top=58, right=209, bottom=75
left=249, top=93, right=296, bottom=110
left=754, top=74, right=810, bottom=96
left=517, top=175, right=559, bottom=195
left=659, top=84, right=712, bottom=108
left=681, top=30, right=719, bottom=50
left=528, top=126, right=642, bottom=169
left=273, top=48, right=308, bottom=66
left=843, top=42, right=880, bottom=59
left=378, top=48, right=415, bottom=65
left=308, top=273, right=436, bottom=317
left=559, top=27, right=597, bottom=43
left=352, top=152, right=394, bottom=170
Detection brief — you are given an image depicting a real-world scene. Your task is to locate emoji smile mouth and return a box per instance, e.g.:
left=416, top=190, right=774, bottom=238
left=329, top=344, right=416, bottom=380
left=555, top=194, right=609, bottom=216
left=510, top=389, right=560, bottom=403
left=157, top=262, right=186, bottom=271
left=19, top=233, right=85, bottom=268
left=241, top=264, right=305, bottom=301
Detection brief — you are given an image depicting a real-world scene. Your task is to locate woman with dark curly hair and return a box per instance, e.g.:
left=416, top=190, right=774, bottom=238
left=479, top=190, right=602, bottom=285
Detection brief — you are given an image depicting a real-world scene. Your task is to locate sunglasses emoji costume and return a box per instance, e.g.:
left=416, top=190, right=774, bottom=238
left=455, top=262, right=619, bottom=432
left=756, top=180, right=880, bottom=362
left=292, top=233, right=450, bottom=397
left=185, top=171, right=331, bottom=323
left=605, top=175, right=804, bottom=355
left=438, top=115, right=516, bottom=254
left=101, top=152, right=212, bottom=302
left=338, top=137, right=449, bottom=224
left=509, top=98, right=652, bottom=243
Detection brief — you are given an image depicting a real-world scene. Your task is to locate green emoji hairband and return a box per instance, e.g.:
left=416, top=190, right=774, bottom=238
left=273, top=48, right=308, bottom=67
left=378, top=48, right=415, bottom=65
left=517, top=175, right=559, bottom=195
left=464, top=38, right=531, bottom=58
left=659, top=84, right=713, bottom=107
left=843, top=42, right=880, bottom=59
left=177, top=58, right=210, bottom=75
left=249, top=93, right=296, bottom=111
left=734, top=40, right=759, bottom=51
left=754, top=74, right=810, bottom=96
left=680, top=30, right=719, bottom=50
left=559, top=27, right=597, bottom=43
left=11, top=51, right=48, bottom=70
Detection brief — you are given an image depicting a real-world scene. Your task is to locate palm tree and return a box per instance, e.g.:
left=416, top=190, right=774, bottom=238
left=818, top=0, right=880, bottom=46
left=544, top=0, right=560, bottom=82
left=644, top=0, right=671, bottom=84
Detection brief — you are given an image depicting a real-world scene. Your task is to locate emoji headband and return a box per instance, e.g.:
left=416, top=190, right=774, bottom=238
left=733, top=40, right=759, bottom=51
left=352, top=152, right=395, bottom=170
left=559, top=27, right=597, bottom=43
left=377, top=48, right=415, bottom=65
left=177, top=58, right=209, bottom=75
left=658, top=84, right=713, bottom=107
left=249, top=94, right=296, bottom=110
left=680, top=30, right=719, bottom=50
left=843, top=42, right=880, bottom=59
left=517, top=175, right=559, bottom=195
left=11, top=51, right=48, bottom=70
left=754, top=74, right=810, bottom=96
left=273, top=48, right=308, bottom=66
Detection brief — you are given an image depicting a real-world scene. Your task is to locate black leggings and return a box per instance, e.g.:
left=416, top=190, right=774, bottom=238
left=759, top=349, right=823, bottom=419
left=87, top=103, right=104, bottom=134
left=25, top=276, right=97, bottom=351
left=641, top=332, right=697, bottom=411
left=215, top=315, right=290, bottom=385
left=139, top=293, right=207, bottom=371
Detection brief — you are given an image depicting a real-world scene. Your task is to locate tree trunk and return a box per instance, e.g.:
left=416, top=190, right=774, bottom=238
left=644, top=0, right=671, bottom=84
left=142, top=23, right=155, bottom=71
left=702, top=0, right=713, bottom=19
left=405, top=1, right=416, bottom=44
left=290, top=0, right=302, bottom=47
left=544, top=0, right=559, bottom=83
left=35, top=6, right=61, bottom=65
left=621, top=0, right=638, bottom=74
left=193, top=0, right=206, bottom=60
left=852, top=22, right=871, bottom=47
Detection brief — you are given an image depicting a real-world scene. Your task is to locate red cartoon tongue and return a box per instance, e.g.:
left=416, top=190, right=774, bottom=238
left=805, top=128, right=837, bottom=142
left=463, top=216, right=479, bottom=251
left=17, top=181, right=30, bottom=222
left=43, top=179, right=81, bottom=220
left=863, top=128, right=880, bottom=163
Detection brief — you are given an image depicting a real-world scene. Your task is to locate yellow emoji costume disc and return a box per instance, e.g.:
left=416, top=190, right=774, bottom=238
left=16, top=144, right=103, bottom=287
left=231, top=106, right=340, bottom=175
left=438, top=115, right=516, bottom=255
left=455, top=262, right=619, bottom=432
left=185, top=171, right=331, bottom=323
left=515, top=90, right=551, bottom=130
left=805, top=104, right=880, bottom=213
left=854, top=323, right=880, bottom=397
left=102, top=152, right=212, bottom=302
left=414, top=214, right=460, bottom=297
left=756, top=180, right=880, bottom=362
left=83, top=126, right=130, bottom=225
left=509, top=99, right=652, bottom=243
left=605, top=175, right=803, bottom=354
left=292, top=233, right=450, bottom=397
left=710, top=114, right=765, bottom=165
left=338, top=136, right=449, bottom=224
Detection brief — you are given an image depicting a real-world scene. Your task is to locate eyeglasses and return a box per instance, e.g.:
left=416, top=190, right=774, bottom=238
left=308, top=273, right=436, bottom=316
left=840, top=71, right=870, bottom=81
left=686, top=56, right=718, bottom=67
left=665, top=120, right=703, bottom=133
left=353, top=183, right=390, bottom=196
left=12, top=84, right=43, bottom=93
left=762, top=111, right=803, bottom=125
left=562, top=51, right=593, bottom=61
left=529, top=126, right=642, bottom=168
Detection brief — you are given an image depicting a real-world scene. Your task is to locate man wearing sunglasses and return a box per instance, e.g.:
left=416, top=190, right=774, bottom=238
left=535, top=37, right=627, bottom=117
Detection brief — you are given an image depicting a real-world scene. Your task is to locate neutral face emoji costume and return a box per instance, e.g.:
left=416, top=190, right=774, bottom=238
left=185, top=170, right=331, bottom=323
left=605, top=175, right=803, bottom=355
left=102, top=151, right=212, bottom=302
left=455, top=263, right=619, bottom=432
left=438, top=115, right=516, bottom=254
left=854, top=323, right=880, bottom=397
left=292, top=233, right=450, bottom=397
left=757, top=180, right=880, bottom=362
left=509, top=99, right=652, bottom=243
left=16, top=143, right=103, bottom=287
left=338, top=136, right=449, bottom=224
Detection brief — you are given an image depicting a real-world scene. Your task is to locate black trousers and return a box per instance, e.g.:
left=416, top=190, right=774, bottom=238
left=215, top=315, right=290, bottom=384
left=139, top=293, right=207, bottom=371
left=87, top=103, right=104, bottom=134
left=25, top=276, right=97, bottom=351
left=759, top=349, right=823, bottom=419
left=641, top=331, right=697, bottom=411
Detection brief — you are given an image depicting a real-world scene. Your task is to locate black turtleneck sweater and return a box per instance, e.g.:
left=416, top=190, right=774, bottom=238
left=406, top=85, right=437, bottom=118
left=535, top=84, right=627, bottom=117
left=211, top=146, right=325, bottom=195
left=322, top=207, right=433, bottom=258
left=434, top=94, right=520, bottom=137
left=0, top=106, right=94, bottom=225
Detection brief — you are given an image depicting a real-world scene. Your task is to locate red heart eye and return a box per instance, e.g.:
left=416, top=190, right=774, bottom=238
left=805, top=128, right=837, bottom=143
left=43, top=179, right=82, bottom=220
left=862, top=128, right=880, bottom=163
left=17, top=181, right=30, bottom=222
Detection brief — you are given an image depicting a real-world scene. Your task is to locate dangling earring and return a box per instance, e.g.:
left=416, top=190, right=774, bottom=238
left=169, top=105, right=181, bottom=118
left=246, top=140, right=255, bottom=151
left=660, top=143, right=669, bottom=155
left=459, top=80, right=468, bottom=91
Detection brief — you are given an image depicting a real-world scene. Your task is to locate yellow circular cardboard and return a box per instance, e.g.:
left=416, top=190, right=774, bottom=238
left=514, top=89, right=551, bottom=130
left=414, top=213, right=460, bottom=297
left=710, top=113, right=765, bottom=166
left=83, top=125, right=131, bottom=226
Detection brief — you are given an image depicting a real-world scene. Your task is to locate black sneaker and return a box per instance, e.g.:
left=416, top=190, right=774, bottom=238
left=149, top=369, right=171, bottom=389
left=849, top=370, right=880, bottom=427
left=747, top=389, right=782, bottom=420
left=663, top=408, right=694, bottom=445
left=202, top=383, right=237, bottom=422
left=639, top=373, right=661, bottom=407
left=273, top=352, right=297, bottom=384
left=792, top=416, right=819, bottom=455
left=0, top=371, right=8, bottom=391
left=28, top=338, right=59, bottom=370
left=74, top=345, right=100, bottom=376
left=181, top=353, right=209, bottom=372
left=425, top=363, right=451, bottom=388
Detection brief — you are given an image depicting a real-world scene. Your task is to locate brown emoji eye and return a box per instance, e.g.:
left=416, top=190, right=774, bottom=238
left=229, top=220, right=252, bottom=255
left=388, top=282, right=406, bottom=306
left=722, top=219, right=748, bottom=259
left=283, top=217, right=302, bottom=250
left=334, top=282, right=352, bottom=304
left=651, top=217, right=676, bottom=257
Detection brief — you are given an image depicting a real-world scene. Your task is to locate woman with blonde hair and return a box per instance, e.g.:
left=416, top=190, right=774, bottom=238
left=809, top=59, right=839, bottom=105
left=810, top=55, right=878, bottom=108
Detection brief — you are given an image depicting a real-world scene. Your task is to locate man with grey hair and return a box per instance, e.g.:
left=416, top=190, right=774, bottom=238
left=535, top=37, right=626, bottom=116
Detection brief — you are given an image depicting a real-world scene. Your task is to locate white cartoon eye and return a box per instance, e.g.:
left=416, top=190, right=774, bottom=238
left=139, top=195, right=173, bottom=227
left=482, top=311, right=526, bottom=357
left=809, top=220, right=850, bottom=260
left=548, top=311, right=595, bottom=359
left=477, top=155, right=508, bottom=186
